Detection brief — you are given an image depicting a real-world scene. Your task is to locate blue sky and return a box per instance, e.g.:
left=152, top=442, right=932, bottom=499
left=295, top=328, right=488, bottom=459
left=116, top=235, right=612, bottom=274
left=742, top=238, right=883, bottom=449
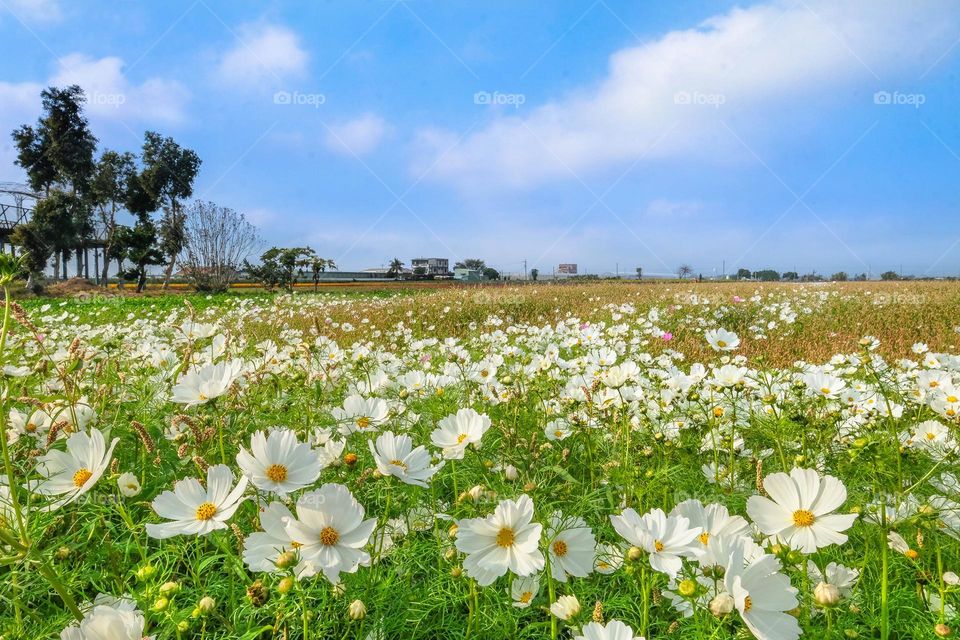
left=1, top=0, right=958, bottom=277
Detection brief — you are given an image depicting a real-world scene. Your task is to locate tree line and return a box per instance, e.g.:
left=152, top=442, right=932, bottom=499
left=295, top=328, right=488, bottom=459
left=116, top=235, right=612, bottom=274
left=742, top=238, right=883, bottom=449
left=10, top=85, right=260, bottom=293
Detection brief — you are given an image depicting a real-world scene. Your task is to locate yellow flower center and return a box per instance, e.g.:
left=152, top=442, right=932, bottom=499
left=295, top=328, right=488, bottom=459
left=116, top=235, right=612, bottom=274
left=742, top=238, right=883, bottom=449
left=291, top=541, right=303, bottom=549
left=698, top=532, right=711, bottom=545
left=713, top=407, right=724, bottom=418
left=792, top=509, right=815, bottom=527
left=72, top=468, right=93, bottom=488
left=717, top=340, right=727, bottom=348
left=320, top=526, right=340, bottom=546
left=948, top=395, right=958, bottom=403
left=390, top=459, right=408, bottom=471
left=552, top=540, right=568, bottom=557
left=930, top=381, right=939, bottom=388
left=266, top=464, right=288, bottom=482
left=496, top=527, right=515, bottom=547
left=654, top=540, right=665, bottom=552
left=743, top=596, right=752, bottom=612
left=926, top=432, right=937, bottom=441
left=519, top=591, right=533, bottom=604
left=198, top=393, right=207, bottom=401
left=820, top=387, right=831, bottom=395
left=25, top=422, right=37, bottom=433
left=456, top=433, right=469, bottom=444
left=356, top=416, right=371, bottom=429
left=195, top=502, right=217, bottom=521
left=554, top=430, right=564, bottom=438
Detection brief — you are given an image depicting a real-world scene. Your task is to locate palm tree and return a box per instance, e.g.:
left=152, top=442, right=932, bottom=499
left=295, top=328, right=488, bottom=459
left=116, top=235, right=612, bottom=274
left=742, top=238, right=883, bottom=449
left=388, top=257, right=404, bottom=278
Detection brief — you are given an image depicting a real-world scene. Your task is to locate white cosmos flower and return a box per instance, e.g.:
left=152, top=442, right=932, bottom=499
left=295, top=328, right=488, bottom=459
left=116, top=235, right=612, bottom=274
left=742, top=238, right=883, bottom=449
left=60, top=599, right=154, bottom=640
left=32, top=428, right=118, bottom=511
left=430, top=408, right=491, bottom=459
left=116, top=472, right=141, bottom=498
left=705, top=328, right=740, bottom=352
left=574, top=619, right=645, bottom=640
left=545, top=419, right=573, bottom=441
left=802, top=371, right=845, bottom=399
left=510, top=575, right=540, bottom=608
left=236, top=428, right=321, bottom=496
left=724, top=544, right=801, bottom=640
left=807, top=560, right=859, bottom=598
left=747, top=467, right=857, bottom=554
left=242, top=502, right=312, bottom=577
left=332, top=394, right=390, bottom=435
left=546, top=512, right=596, bottom=582
left=368, top=431, right=443, bottom=487
left=170, top=359, right=245, bottom=407
left=594, top=543, right=624, bottom=575
left=610, top=507, right=702, bottom=579
left=549, top=594, right=581, bottom=620
left=670, top=499, right=750, bottom=548
left=282, top=483, right=377, bottom=584
left=145, top=465, right=248, bottom=539
left=8, top=407, right=52, bottom=443
left=455, top=494, right=545, bottom=586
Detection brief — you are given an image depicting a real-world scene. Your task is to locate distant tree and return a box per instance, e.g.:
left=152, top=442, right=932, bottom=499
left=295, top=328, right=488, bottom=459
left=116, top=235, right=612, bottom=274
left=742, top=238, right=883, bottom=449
left=677, top=264, right=693, bottom=279
left=245, top=247, right=312, bottom=290
left=482, top=267, right=500, bottom=280
left=880, top=270, right=899, bottom=281
left=88, top=150, right=136, bottom=286
left=135, top=132, right=202, bottom=289
left=455, top=258, right=486, bottom=270
left=413, top=266, right=427, bottom=277
left=530, top=268, right=539, bottom=281
left=181, top=201, right=260, bottom=292
left=635, top=267, right=642, bottom=279
left=388, top=257, right=405, bottom=278
left=800, top=272, right=823, bottom=282
left=752, top=269, right=780, bottom=281
left=853, top=272, right=868, bottom=281
left=10, top=223, right=50, bottom=291
left=116, top=214, right=165, bottom=292
left=299, top=248, right=335, bottom=291
left=782, top=271, right=799, bottom=281
left=831, top=271, right=849, bottom=282
left=735, top=268, right=752, bottom=280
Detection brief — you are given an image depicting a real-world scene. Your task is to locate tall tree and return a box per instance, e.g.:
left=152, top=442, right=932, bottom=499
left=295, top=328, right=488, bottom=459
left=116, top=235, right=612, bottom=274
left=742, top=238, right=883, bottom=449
left=136, top=131, right=201, bottom=289
left=116, top=214, right=165, bottom=292
left=11, top=85, right=97, bottom=280
left=88, top=150, right=136, bottom=286
left=182, top=201, right=260, bottom=292
left=388, top=257, right=404, bottom=277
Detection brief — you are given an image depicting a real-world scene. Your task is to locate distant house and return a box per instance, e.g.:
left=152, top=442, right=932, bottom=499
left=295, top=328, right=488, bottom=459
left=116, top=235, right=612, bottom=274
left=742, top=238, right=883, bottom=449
left=411, top=257, right=450, bottom=276
left=453, top=268, right=485, bottom=282
left=363, top=267, right=412, bottom=276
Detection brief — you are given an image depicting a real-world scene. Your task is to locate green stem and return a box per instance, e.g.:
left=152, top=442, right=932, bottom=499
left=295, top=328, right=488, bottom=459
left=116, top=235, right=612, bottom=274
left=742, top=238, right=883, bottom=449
left=39, top=561, right=83, bottom=621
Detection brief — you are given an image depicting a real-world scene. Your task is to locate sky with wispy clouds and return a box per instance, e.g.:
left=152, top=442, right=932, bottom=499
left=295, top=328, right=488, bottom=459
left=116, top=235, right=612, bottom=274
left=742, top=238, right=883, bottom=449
left=1, top=0, right=958, bottom=277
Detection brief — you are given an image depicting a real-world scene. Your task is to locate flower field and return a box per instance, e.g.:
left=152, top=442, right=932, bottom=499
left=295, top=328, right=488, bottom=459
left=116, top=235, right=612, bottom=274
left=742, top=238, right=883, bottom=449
left=3, top=281, right=960, bottom=640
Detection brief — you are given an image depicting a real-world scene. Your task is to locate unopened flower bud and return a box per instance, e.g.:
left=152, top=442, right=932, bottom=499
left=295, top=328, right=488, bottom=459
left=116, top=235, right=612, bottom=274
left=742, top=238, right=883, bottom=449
left=504, top=465, right=518, bottom=481
left=627, top=546, right=643, bottom=561
left=344, top=453, right=358, bottom=466
left=160, top=581, right=179, bottom=596
left=677, top=579, right=697, bottom=597
left=197, top=596, right=215, bottom=615
left=935, top=623, right=952, bottom=637
left=710, top=593, right=734, bottom=617
left=276, top=551, right=298, bottom=569
left=348, top=599, right=367, bottom=620
left=151, top=597, right=169, bottom=613
left=814, top=582, right=841, bottom=607
left=277, top=577, right=295, bottom=594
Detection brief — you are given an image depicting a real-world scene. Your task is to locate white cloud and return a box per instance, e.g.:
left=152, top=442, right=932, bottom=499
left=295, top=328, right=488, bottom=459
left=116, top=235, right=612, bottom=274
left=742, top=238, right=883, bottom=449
left=324, top=113, right=389, bottom=156
left=50, top=54, right=189, bottom=124
left=216, top=23, right=308, bottom=86
left=417, top=0, right=960, bottom=191
left=3, top=0, right=63, bottom=24
left=645, top=198, right=703, bottom=217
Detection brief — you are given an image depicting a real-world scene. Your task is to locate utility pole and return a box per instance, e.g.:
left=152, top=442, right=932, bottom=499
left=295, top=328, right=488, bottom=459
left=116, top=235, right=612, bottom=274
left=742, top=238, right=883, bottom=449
left=523, top=259, right=527, bottom=281
left=616, top=262, right=619, bottom=277
left=722, top=260, right=725, bottom=279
